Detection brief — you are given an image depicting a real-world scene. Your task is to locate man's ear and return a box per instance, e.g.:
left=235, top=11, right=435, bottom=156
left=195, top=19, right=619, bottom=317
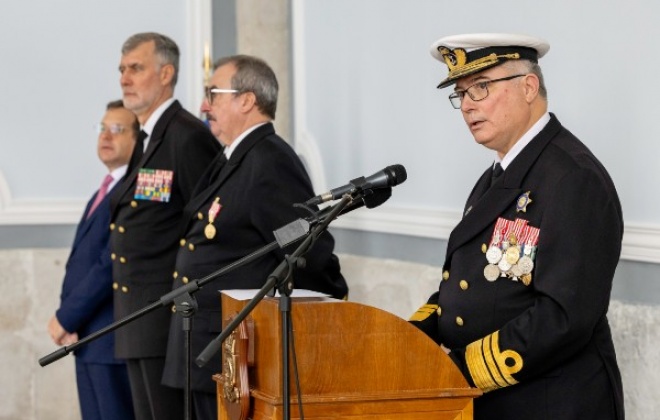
left=160, top=64, right=175, bottom=86
left=522, top=73, right=540, bottom=103
left=238, top=91, right=257, bottom=113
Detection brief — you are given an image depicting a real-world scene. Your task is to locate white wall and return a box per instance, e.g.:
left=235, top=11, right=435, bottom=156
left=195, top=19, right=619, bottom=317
left=0, top=0, right=208, bottom=209
left=292, top=0, right=660, bottom=263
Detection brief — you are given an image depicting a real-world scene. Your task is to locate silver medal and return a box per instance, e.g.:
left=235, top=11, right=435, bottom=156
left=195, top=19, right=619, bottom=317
left=484, top=264, right=500, bottom=281
left=486, top=246, right=503, bottom=264
left=498, top=258, right=512, bottom=272
left=518, top=255, right=535, bottom=274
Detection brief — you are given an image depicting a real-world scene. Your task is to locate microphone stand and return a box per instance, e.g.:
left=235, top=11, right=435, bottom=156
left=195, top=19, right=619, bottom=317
left=195, top=194, right=354, bottom=420
left=39, top=194, right=354, bottom=420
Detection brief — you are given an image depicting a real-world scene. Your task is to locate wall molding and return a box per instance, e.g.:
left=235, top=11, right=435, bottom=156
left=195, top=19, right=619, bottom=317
left=2, top=186, right=659, bottom=264
left=331, top=206, right=660, bottom=264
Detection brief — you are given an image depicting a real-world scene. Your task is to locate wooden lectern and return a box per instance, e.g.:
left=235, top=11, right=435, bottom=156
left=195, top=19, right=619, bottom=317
left=214, top=292, right=481, bottom=420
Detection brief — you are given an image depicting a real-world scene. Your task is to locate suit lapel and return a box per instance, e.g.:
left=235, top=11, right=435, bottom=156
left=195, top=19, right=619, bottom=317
left=180, top=123, right=274, bottom=234
left=110, top=101, right=182, bottom=218
left=444, top=114, right=563, bottom=263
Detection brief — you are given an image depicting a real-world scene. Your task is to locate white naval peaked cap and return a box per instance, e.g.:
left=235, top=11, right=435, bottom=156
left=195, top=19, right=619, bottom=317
left=430, top=33, right=550, bottom=89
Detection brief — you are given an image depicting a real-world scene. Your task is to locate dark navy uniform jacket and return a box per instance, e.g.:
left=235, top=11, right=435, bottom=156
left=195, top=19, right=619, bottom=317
left=162, top=123, right=348, bottom=393
left=410, top=114, right=624, bottom=420
left=110, top=100, right=221, bottom=359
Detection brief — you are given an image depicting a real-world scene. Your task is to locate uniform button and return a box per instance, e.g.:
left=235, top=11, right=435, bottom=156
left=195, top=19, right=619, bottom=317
left=436, top=306, right=442, bottom=316
left=456, top=316, right=464, bottom=326
left=171, top=305, right=177, bottom=313
left=121, top=286, right=129, bottom=293
left=112, top=282, right=118, bottom=290
left=173, top=271, right=178, bottom=279
left=118, top=226, right=126, bottom=233
left=442, top=270, right=450, bottom=281
left=120, top=257, right=127, bottom=264
left=188, top=243, right=195, bottom=251
left=182, top=277, right=189, bottom=284
left=131, top=200, right=138, bottom=208
left=180, top=239, right=186, bottom=247
left=111, top=253, right=116, bottom=260
left=481, top=243, right=488, bottom=253
left=197, top=212, right=204, bottom=220
left=460, top=280, right=469, bottom=290
left=110, top=223, right=116, bottom=231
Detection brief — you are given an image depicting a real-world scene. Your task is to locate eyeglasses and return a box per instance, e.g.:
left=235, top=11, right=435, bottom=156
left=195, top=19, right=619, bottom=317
left=95, top=123, right=126, bottom=135
left=205, top=86, right=239, bottom=104
left=448, top=74, right=526, bottom=109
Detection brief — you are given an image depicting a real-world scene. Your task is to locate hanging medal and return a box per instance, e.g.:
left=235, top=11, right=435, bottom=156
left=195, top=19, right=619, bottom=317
left=204, top=197, right=222, bottom=240
left=484, top=218, right=509, bottom=281
left=518, top=225, right=540, bottom=285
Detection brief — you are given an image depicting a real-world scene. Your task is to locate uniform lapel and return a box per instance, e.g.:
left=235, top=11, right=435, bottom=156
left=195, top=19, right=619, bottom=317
left=444, top=114, right=562, bottom=262
left=179, top=123, right=275, bottom=234
left=110, top=101, right=182, bottom=218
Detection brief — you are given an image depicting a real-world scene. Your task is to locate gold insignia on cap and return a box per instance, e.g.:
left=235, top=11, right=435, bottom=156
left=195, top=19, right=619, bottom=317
left=439, top=46, right=468, bottom=70
left=440, top=46, right=521, bottom=79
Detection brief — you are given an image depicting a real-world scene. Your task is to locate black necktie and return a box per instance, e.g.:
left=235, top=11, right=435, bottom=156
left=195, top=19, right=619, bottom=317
left=491, top=162, right=504, bottom=186
left=128, top=130, right=147, bottom=173
left=208, top=152, right=228, bottom=184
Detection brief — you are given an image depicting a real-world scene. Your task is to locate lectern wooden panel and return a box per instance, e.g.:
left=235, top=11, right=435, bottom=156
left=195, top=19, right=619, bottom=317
left=215, top=292, right=481, bottom=420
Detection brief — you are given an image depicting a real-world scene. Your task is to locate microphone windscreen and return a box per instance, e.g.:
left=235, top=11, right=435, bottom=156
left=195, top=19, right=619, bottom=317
left=387, top=164, right=407, bottom=186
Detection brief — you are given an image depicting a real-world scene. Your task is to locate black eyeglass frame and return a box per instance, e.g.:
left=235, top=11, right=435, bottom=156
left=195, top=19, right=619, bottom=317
left=448, top=74, right=526, bottom=109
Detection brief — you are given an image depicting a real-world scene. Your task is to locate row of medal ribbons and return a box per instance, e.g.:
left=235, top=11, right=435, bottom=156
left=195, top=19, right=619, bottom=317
left=483, top=217, right=540, bottom=286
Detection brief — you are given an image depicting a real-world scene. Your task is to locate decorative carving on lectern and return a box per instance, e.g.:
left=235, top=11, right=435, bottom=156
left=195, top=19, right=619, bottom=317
left=220, top=315, right=251, bottom=420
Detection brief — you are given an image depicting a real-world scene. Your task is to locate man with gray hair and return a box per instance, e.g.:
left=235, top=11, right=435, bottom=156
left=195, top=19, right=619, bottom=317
left=409, top=34, right=624, bottom=419
left=110, top=32, right=221, bottom=420
left=162, top=55, right=348, bottom=419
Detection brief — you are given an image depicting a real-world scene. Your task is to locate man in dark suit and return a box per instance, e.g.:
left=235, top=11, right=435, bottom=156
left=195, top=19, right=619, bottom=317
left=111, top=32, right=221, bottom=420
left=409, top=34, right=624, bottom=419
left=48, top=100, right=137, bottom=420
left=161, top=55, right=348, bottom=419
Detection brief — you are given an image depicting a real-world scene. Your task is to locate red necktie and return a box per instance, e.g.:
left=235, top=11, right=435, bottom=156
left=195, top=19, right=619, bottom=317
left=87, top=174, right=113, bottom=218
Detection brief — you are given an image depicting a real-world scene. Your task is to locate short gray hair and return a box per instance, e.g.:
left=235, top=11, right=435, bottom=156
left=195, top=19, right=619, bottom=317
left=122, top=32, right=180, bottom=87
left=214, top=55, right=279, bottom=119
left=503, top=60, right=547, bottom=100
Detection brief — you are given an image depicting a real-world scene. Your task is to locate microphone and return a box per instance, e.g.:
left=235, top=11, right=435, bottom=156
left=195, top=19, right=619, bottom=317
left=305, top=164, right=407, bottom=206
left=274, top=188, right=392, bottom=248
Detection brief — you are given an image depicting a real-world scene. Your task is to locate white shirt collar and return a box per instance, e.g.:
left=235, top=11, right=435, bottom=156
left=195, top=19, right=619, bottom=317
left=140, top=98, right=176, bottom=150
left=107, top=164, right=128, bottom=192
left=223, top=122, right=268, bottom=160
left=497, top=112, right=551, bottom=170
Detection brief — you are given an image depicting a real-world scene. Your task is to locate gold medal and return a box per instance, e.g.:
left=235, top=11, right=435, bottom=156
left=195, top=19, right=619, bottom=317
left=521, top=273, right=532, bottom=286
left=204, top=223, right=216, bottom=240
left=484, top=264, right=500, bottom=281
left=505, top=246, right=520, bottom=264
left=204, top=197, right=222, bottom=240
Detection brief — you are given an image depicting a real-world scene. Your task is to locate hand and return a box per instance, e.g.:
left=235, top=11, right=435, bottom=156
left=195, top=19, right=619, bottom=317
left=47, top=315, right=74, bottom=346
left=62, top=332, right=79, bottom=346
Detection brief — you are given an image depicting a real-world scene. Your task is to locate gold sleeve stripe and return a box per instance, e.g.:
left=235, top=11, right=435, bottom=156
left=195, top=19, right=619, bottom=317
left=408, top=304, right=438, bottom=322
left=466, top=330, right=523, bottom=393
